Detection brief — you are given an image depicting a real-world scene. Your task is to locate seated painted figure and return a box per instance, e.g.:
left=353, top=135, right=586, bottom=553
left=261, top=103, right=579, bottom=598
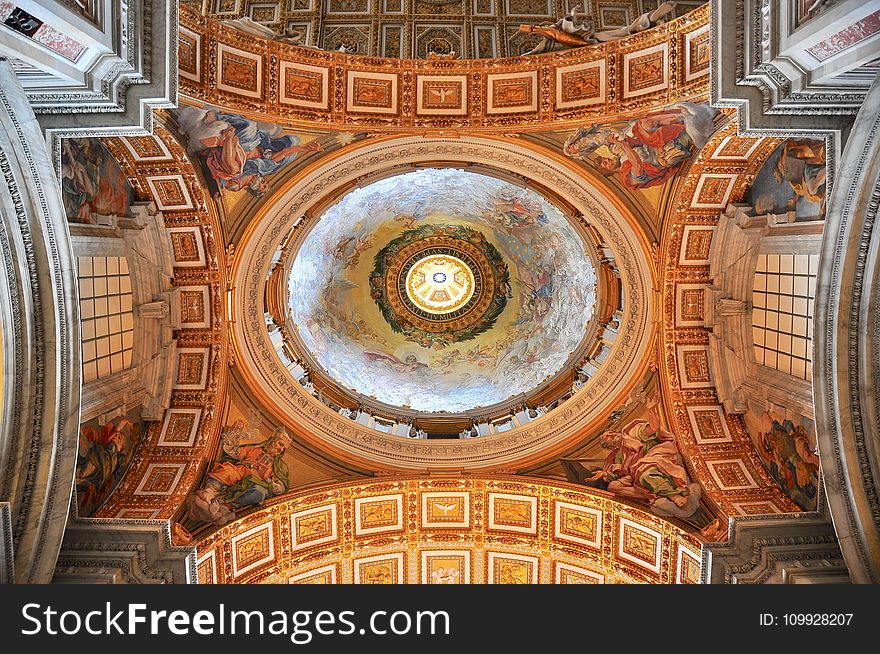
left=199, top=427, right=291, bottom=511
left=565, top=395, right=702, bottom=519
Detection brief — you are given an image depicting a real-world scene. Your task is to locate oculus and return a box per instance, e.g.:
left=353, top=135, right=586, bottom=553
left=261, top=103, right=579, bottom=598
left=405, top=254, right=475, bottom=315
left=370, top=223, right=511, bottom=347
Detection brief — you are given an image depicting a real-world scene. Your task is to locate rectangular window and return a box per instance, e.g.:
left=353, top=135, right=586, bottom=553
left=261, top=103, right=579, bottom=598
left=751, top=253, right=817, bottom=381
left=78, top=256, right=135, bottom=383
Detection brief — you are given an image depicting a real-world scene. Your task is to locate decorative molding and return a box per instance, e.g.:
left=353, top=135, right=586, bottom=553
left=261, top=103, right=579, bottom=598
left=91, top=124, right=228, bottom=524
left=710, top=0, right=873, bottom=134
left=230, top=135, right=656, bottom=471
left=703, top=513, right=849, bottom=583
left=0, top=1, right=179, bottom=144
left=195, top=0, right=705, bottom=60
left=0, top=502, right=13, bottom=584
left=813, top=74, right=880, bottom=583
left=658, top=120, right=803, bottom=517
left=54, top=518, right=196, bottom=584
left=0, top=60, right=79, bottom=582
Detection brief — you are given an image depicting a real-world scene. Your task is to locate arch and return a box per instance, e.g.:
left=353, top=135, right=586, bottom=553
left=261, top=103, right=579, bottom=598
left=193, top=476, right=704, bottom=584
left=813, top=76, right=880, bottom=584
left=0, top=61, right=80, bottom=582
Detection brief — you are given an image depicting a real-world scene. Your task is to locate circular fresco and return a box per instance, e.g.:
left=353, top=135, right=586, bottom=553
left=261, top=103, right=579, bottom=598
left=288, top=168, right=597, bottom=413
left=369, top=223, right=511, bottom=347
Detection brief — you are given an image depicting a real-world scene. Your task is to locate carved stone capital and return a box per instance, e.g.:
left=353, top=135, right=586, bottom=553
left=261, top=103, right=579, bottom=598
left=54, top=519, right=196, bottom=584
left=703, top=513, right=850, bottom=583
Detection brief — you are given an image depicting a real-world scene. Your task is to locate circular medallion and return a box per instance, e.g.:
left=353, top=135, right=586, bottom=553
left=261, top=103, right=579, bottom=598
left=405, top=253, right=476, bottom=315
left=369, top=223, right=510, bottom=348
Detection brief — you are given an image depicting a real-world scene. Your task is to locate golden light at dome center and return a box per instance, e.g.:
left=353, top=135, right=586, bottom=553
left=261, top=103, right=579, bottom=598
left=404, top=253, right=475, bottom=315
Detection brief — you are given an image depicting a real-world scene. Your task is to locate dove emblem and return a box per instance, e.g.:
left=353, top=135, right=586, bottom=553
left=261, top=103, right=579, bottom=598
left=433, top=501, right=458, bottom=516
left=428, top=87, right=456, bottom=104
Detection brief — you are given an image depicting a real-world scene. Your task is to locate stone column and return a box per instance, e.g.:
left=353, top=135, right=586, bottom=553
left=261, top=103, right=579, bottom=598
left=0, top=59, right=80, bottom=582
left=813, top=74, right=880, bottom=584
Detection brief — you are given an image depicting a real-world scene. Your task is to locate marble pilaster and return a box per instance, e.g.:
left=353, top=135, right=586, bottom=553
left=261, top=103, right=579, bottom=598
left=0, top=60, right=80, bottom=582
left=812, top=74, right=880, bottom=583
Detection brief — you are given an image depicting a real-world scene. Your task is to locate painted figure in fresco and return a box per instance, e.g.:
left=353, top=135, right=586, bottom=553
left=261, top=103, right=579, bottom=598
left=431, top=567, right=460, bottom=584
left=76, top=415, right=139, bottom=515
left=177, top=106, right=323, bottom=197
left=331, top=224, right=377, bottom=269
left=563, top=102, right=719, bottom=190
left=517, top=268, right=553, bottom=322
left=60, top=138, right=133, bottom=223
left=221, top=16, right=312, bottom=46
left=749, top=138, right=827, bottom=219
left=746, top=410, right=819, bottom=510
left=187, top=424, right=293, bottom=525
left=490, top=195, right=549, bottom=229
left=563, top=395, right=702, bottom=518
left=392, top=212, right=418, bottom=229
left=363, top=350, right=429, bottom=373
left=520, top=3, right=676, bottom=55
left=773, top=139, right=827, bottom=217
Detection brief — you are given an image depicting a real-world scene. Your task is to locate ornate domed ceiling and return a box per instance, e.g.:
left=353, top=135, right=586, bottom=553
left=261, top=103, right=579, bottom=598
left=230, top=135, right=654, bottom=471
left=287, top=168, right=597, bottom=413
left=8, top=0, right=864, bottom=590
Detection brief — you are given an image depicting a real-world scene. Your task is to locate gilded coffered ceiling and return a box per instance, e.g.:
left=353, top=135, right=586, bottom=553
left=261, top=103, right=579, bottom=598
left=187, top=0, right=706, bottom=59
left=55, top=2, right=834, bottom=587
left=193, top=477, right=705, bottom=584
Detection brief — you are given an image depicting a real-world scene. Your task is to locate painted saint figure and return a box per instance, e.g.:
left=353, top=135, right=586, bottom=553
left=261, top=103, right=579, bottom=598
left=76, top=415, right=139, bottom=515
left=744, top=410, right=819, bottom=510
left=563, top=395, right=702, bottom=518
left=563, top=102, right=719, bottom=190
left=520, top=3, right=676, bottom=55
left=176, top=106, right=323, bottom=197
left=187, top=424, right=293, bottom=525
left=773, top=139, right=827, bottom=217
left=60, top=138, right=133, bottom=223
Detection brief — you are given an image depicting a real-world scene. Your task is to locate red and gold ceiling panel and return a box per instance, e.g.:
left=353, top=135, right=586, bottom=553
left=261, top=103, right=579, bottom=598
left=178, top=3, right=710, bottom=132
left=658, top=120, right=801, bottom=516
left=192, top=477, right=704, bottom=584
left=89, top=126, right=229, bottom=520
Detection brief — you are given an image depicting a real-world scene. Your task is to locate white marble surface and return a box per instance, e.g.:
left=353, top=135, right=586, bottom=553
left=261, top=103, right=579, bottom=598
left=0, top=60, right=81, bottom=582
left=812, top=74, right=880, bottom=583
